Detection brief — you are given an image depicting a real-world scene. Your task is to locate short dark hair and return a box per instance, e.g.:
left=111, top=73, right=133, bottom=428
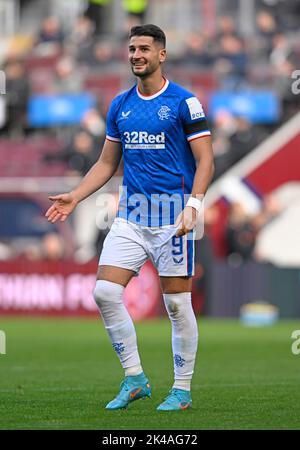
left=129, top=24, right=166, bottom=48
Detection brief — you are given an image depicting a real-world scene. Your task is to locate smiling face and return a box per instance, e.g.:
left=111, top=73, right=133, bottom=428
left=128, top=35, right=166, bottom=78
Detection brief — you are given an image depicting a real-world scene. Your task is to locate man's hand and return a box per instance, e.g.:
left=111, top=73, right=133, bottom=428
left=45, top=192, right=79, bottom=223
left=174, top=206, right=198, bottom=237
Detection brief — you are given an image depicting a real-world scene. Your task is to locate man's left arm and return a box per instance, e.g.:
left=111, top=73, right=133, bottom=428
left=175, top=136, right=214, bottom=237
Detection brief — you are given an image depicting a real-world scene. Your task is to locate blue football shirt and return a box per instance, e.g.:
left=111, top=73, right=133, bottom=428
left=106, top=78, right=211, bottom=226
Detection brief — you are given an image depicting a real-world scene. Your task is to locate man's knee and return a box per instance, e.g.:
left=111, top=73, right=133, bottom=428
left=164, top=293, right=198, bottom=337
left=163, top=292, right=191, bottom=319
left=93, top=279, right=124, bottom=309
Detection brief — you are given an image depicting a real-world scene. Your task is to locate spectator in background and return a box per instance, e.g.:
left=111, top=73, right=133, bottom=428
left=66, top=131, right=98, bottom=175
left=84, top=0, right=112, bottom=36
left=41, top=232, right=65, bottom=260
left=81, top=40, right=119, bottom=70
left=228, top=116, right=264, bottom=165
left=67, top=16, right=95, bottom=63
left=36, top=17, right=65, bottom=46
left=52, top=57, right=83, bottom=94
left=216, top=15, right=239, bottom=39
left=270, top=32, right=298, bottom=69
left=255, top=10, right=278, bottom=58
left=212, top=113, right=267, bottom=180
left=226, top=202, right=257, bottom=262
left=258, top=0, right=300, bottom=32
left=181, top=33, right=213, bottom=67
left=211, top=131, right=231, bottom=180
left=45, top=130, right=98, bottom=176
left=215, top=34, right=248, bottom=89
left=80, top=108, right=106, bottom=148
left=3, top=59, right=29, bottom=135
left=211, top=110, right=237, bottom=179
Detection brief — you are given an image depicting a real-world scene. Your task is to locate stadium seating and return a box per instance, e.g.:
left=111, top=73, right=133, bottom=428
left=0, top=138, right=67, bottom=177
left=83, top=74, right=123, bottom=111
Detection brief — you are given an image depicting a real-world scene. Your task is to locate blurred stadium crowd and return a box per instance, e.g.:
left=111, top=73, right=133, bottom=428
left=0, top=0, right=300, bottom=268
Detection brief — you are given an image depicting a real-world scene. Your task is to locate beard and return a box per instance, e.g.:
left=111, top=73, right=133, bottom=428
left=130, top=61, right=160, bottom=78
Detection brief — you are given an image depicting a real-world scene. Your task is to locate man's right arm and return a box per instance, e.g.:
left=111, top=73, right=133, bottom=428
left=45, top=139, right=122, bottom=223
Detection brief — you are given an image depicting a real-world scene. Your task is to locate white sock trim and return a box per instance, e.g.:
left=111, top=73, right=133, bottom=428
left=124, top=364, right=143, bottom=377
left=173, top=379, right=191, bottom=392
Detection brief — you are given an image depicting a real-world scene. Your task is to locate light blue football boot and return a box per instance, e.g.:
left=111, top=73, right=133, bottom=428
left=105, top=373, right=151, bottom=410
left=157, top=388, right=192, bottom=411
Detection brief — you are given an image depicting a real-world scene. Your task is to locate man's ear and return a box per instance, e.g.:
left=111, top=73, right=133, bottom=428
left=159, top=49, right=167, bottom=63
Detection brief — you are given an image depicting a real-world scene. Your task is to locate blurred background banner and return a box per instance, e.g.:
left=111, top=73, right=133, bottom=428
left=209, top=91, right=280, bottom=123
left=0, top=260, right=163, bottom=319
left=28, top=93, right=96, bottom=126
left=0, top=0, right=300, bottom=320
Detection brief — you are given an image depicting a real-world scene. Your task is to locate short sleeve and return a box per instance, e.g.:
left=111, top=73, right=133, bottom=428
left=179, top=96, right=211, bottom=142
left=106, top=98, right=121, bottom=142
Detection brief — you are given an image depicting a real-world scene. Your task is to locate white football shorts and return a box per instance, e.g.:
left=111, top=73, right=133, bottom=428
left=99, top=218, right=195, bottom=277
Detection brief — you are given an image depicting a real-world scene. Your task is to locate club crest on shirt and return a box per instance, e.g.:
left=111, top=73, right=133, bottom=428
left=158, top=105, right=171, bottom=120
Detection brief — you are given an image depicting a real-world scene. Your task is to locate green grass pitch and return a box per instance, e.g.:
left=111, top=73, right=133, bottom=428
left=0, top=317, right=299, bottom=430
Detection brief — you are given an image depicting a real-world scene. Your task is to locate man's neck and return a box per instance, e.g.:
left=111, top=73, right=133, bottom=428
left=137, top=73, right=165, bottom=96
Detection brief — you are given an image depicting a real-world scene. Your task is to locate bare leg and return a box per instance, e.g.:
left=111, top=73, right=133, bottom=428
left=160, top=276, right=192, bottom=294
left=97, top=265, right=135, bottom=286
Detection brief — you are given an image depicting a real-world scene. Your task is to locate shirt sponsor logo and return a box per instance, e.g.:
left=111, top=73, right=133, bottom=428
left=123, top=131, right=165, bottom=149
left=158, top=105, right=171, bottom=120
left=186, top=97, right=205, bottom=120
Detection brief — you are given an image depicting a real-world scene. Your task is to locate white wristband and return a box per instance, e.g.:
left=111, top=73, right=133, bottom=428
left=186, top=196, right=203, bottom=213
